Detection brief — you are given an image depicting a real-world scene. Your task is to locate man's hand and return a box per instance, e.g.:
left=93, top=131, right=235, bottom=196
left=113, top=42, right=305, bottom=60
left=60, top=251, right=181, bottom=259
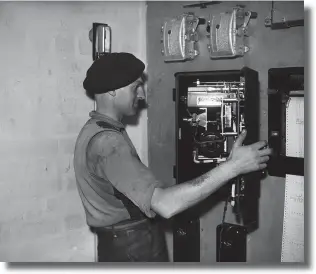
left=227, top=130, right=273, bottom=176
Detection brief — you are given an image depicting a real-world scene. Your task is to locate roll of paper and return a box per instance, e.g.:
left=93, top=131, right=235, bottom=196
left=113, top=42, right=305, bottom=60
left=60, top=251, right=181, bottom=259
left=281, top=97, right=304, bottom=263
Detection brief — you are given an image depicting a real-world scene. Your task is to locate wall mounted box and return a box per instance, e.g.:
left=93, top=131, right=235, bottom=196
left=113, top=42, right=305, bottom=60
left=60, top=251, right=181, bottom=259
left=267, top=67, right=304, bottom=177
left=173, top=67, right=260, bottom=262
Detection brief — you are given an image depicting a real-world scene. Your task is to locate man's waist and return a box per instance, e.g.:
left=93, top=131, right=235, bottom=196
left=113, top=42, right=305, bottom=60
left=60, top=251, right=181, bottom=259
left=90, top=218, right=151, bottom=233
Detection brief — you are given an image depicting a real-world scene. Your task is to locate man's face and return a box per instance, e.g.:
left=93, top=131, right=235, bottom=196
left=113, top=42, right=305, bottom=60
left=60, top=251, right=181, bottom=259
left=115, top=77, right=145, bottom=116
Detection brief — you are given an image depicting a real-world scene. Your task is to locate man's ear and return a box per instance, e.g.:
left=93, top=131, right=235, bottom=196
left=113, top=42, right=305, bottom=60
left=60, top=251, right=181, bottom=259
left=108, top=90, right=116, bottom=97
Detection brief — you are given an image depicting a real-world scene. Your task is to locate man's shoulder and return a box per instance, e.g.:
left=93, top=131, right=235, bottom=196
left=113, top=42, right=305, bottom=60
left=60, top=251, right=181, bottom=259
left=89, top=129, right=129, bottom=157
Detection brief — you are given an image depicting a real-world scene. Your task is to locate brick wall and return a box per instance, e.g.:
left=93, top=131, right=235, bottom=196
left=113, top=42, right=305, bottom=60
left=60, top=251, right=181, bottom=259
left=0, top=1, right=147, bottom=262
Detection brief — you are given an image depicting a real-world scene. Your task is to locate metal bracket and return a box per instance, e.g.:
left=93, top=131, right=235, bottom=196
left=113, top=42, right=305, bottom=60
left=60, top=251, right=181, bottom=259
left=265, top=1, right=304, bottom=29
left=183, top=1, right=222, bottom=9
left=89, top=23, right=111, bottom=61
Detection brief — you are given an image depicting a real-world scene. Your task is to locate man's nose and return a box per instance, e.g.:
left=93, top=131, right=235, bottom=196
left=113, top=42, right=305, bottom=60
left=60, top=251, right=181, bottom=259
left=137, top=87, right=146, bottom=101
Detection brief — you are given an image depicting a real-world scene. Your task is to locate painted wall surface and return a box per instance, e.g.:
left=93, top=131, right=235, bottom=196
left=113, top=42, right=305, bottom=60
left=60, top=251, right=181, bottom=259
left=0, top=1, right=147, bottom=262
left=146, top=1, right=304, bottom=263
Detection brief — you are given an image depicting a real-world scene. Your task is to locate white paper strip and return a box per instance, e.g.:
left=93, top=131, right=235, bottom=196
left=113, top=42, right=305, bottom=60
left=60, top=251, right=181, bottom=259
left=281, top=174, right=304, bottom=262
left=285, top=97, right=304, bottom=158
left=281, top=96, right=304, bottom=263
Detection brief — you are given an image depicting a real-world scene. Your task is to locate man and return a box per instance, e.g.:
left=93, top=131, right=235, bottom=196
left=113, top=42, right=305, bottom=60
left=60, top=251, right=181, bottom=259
left=73, top=52, right=272, bottom=262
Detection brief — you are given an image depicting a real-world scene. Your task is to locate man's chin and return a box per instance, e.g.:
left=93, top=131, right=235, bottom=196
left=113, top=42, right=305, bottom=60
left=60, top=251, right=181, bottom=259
left=133, top=104, right=140, bottom=113
left=125, top=108, right=138, bottom=117
left=122, top=109, right=141, bottom=125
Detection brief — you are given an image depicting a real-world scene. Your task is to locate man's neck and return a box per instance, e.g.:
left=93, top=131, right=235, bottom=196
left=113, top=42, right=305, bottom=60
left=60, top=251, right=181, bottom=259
left=95, top=106, right=122, bottom=122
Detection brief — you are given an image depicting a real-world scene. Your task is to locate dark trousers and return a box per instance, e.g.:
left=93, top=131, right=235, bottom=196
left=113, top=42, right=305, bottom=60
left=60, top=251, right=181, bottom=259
left=95, top=219, right=169, bottom=262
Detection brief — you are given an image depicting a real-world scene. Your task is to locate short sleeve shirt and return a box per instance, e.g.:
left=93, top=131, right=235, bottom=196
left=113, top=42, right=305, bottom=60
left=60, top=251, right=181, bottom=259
left=75, top=111, right=164, bottom=226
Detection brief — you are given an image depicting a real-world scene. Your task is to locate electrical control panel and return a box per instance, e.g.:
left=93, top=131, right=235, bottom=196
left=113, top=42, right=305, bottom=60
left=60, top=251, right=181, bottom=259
left=173, top=68, right=261, bottom=262
left=183, top=78, right=246, bottom=165
left=175, top=69, right=260, bottom=218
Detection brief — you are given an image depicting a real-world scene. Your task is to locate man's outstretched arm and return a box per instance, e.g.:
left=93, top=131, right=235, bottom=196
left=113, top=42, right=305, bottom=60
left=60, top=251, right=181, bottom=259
left=151, top=130, right=272, bottom=219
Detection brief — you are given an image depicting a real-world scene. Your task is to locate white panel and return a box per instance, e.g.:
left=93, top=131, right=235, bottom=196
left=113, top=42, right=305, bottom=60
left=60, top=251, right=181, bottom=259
left=281, top=96, right=304, bottom=263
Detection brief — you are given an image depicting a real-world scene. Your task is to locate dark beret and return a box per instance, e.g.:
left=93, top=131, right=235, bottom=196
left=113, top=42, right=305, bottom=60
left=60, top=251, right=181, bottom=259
left=83, top=52, right=145, bottom=94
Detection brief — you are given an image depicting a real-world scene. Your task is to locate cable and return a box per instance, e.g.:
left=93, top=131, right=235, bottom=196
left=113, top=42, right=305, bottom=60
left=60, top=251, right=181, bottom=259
left=94, top=233, right=98, bottom=262
left=222, top=195, right=229, bottom=224
left=218, top=195, right=230, bottom=262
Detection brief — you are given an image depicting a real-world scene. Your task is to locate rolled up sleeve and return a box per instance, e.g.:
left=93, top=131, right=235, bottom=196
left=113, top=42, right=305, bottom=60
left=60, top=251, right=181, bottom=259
left=89, top=131, right=163, bottom=218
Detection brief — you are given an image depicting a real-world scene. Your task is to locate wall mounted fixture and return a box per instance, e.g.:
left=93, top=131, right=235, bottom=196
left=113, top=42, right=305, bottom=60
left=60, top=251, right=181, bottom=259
left=207, top=6, right=257, bottom=59
left=89, top=23, right=111, bottom=61
left=161, top=13, right=200, bottom=62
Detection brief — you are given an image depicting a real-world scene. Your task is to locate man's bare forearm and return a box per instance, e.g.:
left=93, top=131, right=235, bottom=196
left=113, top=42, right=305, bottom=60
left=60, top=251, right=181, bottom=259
left=151, top=161, right=238, bottom=219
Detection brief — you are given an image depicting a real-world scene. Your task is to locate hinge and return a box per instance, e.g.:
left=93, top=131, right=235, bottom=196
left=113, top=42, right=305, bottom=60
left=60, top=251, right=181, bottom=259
left=173, top=88, right=176, bottom=102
